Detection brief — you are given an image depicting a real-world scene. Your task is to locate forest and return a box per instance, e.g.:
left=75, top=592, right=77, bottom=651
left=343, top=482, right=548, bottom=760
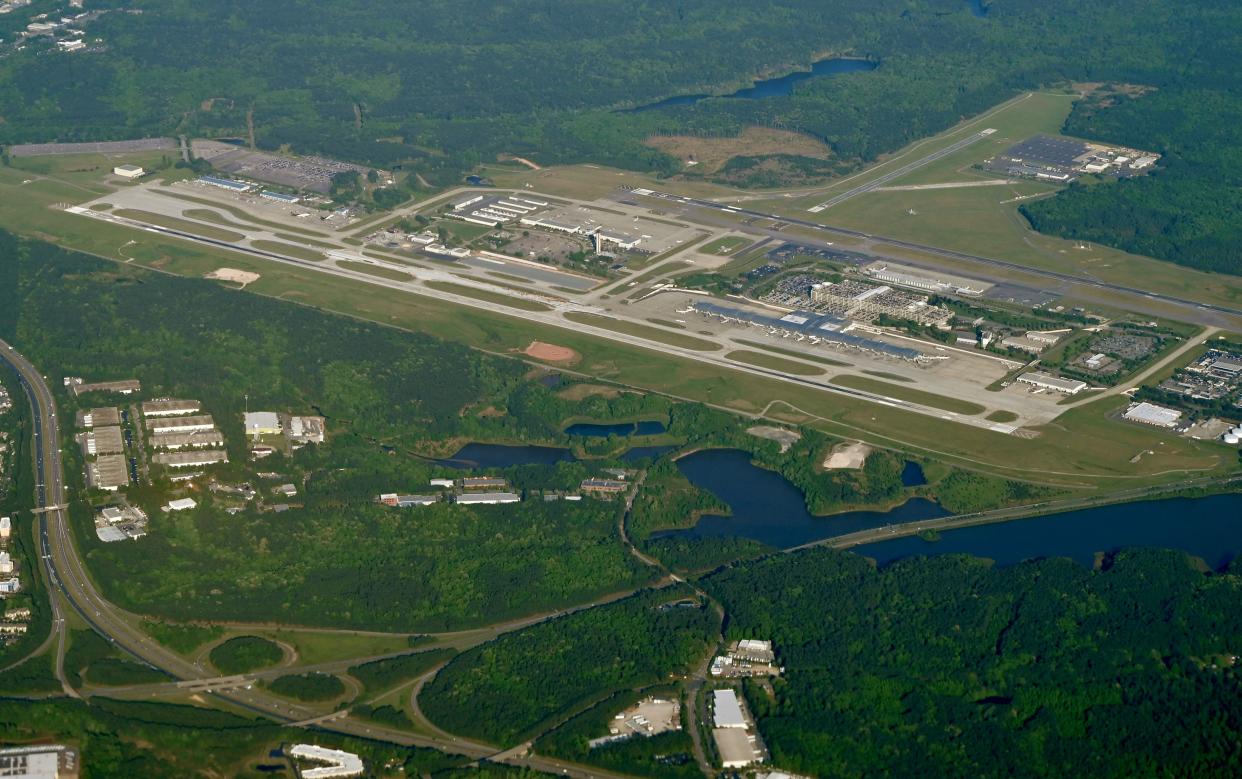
left=420, top=586, right=717, bottom=747
left=702, top=547, right=1242, bottom=777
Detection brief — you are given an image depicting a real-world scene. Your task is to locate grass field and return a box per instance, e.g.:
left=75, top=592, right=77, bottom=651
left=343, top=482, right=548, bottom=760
left=274, top=232, right=339, bottom=249
left=986, top=410, right=1020, bottom=423
left=725, top=349, right=825, bottom=376
left=336, top=260, right=414, bottom=282
left=563, top=312, right=721, bottom=352
left=700, top=235, right=751, bottom=255
left=113, top=209, right=245, bottom=242
left=424, top=281, right=553, bottom=312
left=247, top=629, right=414, bottom=666
left=251, top=239, right=325, bottom=262
left=862, top=370, right=914, bottom=383
left=734, top=339, right=850, bottom=367
left=830, top=375, right=987, bottom=415
left=158, top=190, right=331, bottom=237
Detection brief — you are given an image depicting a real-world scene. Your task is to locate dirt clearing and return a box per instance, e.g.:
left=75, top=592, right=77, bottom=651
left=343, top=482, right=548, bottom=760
left=823, top=441, right=872, bottom=470
left=204, top=267, right=261, bottom=287
left=523, top=341, right=578, bottom=363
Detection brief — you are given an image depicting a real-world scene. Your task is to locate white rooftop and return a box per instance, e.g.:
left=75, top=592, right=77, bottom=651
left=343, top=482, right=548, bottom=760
left=713, top=688, right=747, bottom=728
left=244, top=411, right=281, bottom=432
left=166, top=498, right=197, bottom=511
left=289, top=745, right=364, bottom=779
left=1123, top=401, right=1182, bottom=428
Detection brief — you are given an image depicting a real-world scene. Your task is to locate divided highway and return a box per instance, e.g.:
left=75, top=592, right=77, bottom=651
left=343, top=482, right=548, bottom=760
left=0, top=338, right=632, bottom=778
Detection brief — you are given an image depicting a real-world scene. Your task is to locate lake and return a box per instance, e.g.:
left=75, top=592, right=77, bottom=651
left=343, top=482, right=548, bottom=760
left=967, top=0, right=989, bottom=18
left=624, top=57, right=877, bottom=113
left=663, top=448, right=1241, bottom=568
left=855, top=493, right=1242, bottom=569
left=654, top=448, right=948, bottom=549
left=565, top=420, right=667, bottom=437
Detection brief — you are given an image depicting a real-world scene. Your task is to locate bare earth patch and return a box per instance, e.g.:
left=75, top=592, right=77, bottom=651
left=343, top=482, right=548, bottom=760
left=204, top=267, right=261, bottom=287
left=557, top=383, right=621, bottom=401
left=645, top=127, right=832, bottom=173
left=523, top=341, right=578, bottom=363
left=823, top=441, right=872, bottom=470
left=746, top=425, right=802, bottom=454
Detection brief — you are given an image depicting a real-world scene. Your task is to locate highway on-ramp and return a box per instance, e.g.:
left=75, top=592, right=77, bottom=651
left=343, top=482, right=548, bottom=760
left=0, top=338, right=637, bottom=779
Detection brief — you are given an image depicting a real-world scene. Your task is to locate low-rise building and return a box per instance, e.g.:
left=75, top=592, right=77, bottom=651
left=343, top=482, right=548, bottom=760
left=1016, top=372, right=1087, bottom=395
left=581, top=478, right=628, bottom=494
left=147, top=414, right=215, bottom=434
left=455, top=491, right=521, bottom=505
left=713, top=728, right=762, bottom=769
left=87, top=454, right=130, bottom=491
left=0, top=516, right=9, bottom=540
left=244, top=411, right=282, bottom=436
left=0, top=745, right=78, bottom=779
left=141, top=399, right=201, bottom=417
left=164, top=498, right=197, bottom=512
left=82, top=425, right=124, bottom=456
left=1122, top=401, right=1183, bottom=429
left=112, top=164, right=145, bottom=178
left=275, top=483, right=298, bottom=497
left=78, top=406, right=121, bottom=428
left=379, top=493, right=439, bottom=507
left=150, top=429, right=226, bottom=450
left=288, top=744, right=364, bottom=779
left=153, top=450, right=228, bottom=468
left=460, top=476, right=508, bottom=490
left=289, top=415, right=325, bottom=443
left=0, top=551, right=12, bottom=574
left=713, top=689, right=747, bottom=729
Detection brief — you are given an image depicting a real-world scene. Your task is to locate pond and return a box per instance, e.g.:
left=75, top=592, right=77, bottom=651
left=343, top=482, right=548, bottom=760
left=624, top=57, right=878, bottom=112
left=901, top=461, right=927, bottom=487
left=564, top=420, right=667, bottom=437
left=438, top=443, right=576, bottom=469
left=653, top=449, right=948, bottom=549
left=662, top=449, right=1241, bottom=567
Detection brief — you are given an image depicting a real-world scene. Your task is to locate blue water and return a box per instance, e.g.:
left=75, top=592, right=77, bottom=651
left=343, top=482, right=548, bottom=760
left=625, top=57, right=877, bottom=113
left=653, top=449, right=948, bottom=549
left=439, top=443, right=576, bottom=469
left=665, top=449, right=1242, bottom=567
left=967, top=0, right=989, bottom=17
left=901, top=461, right=927, bottom=487
left=565, top=420, right=667, bottom=437
left=855, top=494, right=1242, bottom=570
left=621, top=445, right=679, bottom=462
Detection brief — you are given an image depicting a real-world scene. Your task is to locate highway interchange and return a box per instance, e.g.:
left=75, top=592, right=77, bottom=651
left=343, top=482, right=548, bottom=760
left=0, top=337, right=640, bottom=779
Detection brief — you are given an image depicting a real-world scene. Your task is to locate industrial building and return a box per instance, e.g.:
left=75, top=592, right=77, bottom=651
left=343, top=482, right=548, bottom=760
left=149, top=429, right=226, bottom=450
left=455, top=491, right=521, bottom=505
left=288, top=745, right=364, bottom=779
left=87, top=455, right=129, bottom=491
left=713, top=728, right=762, bottom=769
left=379, top=493, right=439, bottom=507
left=0, top=517, right=9, bottom=540
left=1016, top=372, right=1087, bottom=395
left=70, top=378, right=140, bottom=397
left=78, top=406, right=120, bottom=428
left=82, top=425, right=124, bottom=456
left=260, top=190, right=300, bottom=204
left=95, top=505, right=148, bottom=543
left=112, top=164, right=145, bottom=179
left=1122, top=401, right=1183, bottom=429
left=1001, top=330, right=1064, bottom=355
left=0, top=745, right=78, bottom=779
left=452, top=194, right=549, bottom=227
left=165, top=498, right=197, bottom=512
left=198, top=175, right=253, bottom=192
left=141, top=399, right=201, bottom=417
left=152, top=450, right=228, bottom=468
left=713, top=689, right=747, bottom=729
left=147, top=414, right=216, bottom=434
left=244, top=411, right=282, bottom=436
left=289, top=415, right=325, bottom=443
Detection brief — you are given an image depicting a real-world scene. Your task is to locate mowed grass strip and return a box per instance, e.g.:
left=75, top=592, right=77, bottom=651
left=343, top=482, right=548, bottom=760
left=426, top=280, right=553, bottom=312
left=337, top=260, right=413, bottom=282
left=863, top=370, right=914, bottom=383
left=986, top=410, right=1020, bottom=423
left=735, top=339, right=849, bottom=367
left=160, top=191, right=331, bottom=237
left=830, top=374, right=987, bottom=415
left=564, top=312, right=720, bottom=351
left=726, top=349, right=825, bottom=376
left=113, top=209, right=245, bottom=242
left=184, top=208, right=256, bottom=232
left=251, top=239, right=326, bottom=262
left=275, top=232, right=339, bottom=249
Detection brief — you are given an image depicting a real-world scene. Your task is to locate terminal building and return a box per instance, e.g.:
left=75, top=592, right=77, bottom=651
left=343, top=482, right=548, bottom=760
left=692, top=301, right=925, bottom=362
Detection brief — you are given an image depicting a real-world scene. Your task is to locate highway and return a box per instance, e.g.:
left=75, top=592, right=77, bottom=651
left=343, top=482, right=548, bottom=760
left=0, top=338, right=637, bottom=779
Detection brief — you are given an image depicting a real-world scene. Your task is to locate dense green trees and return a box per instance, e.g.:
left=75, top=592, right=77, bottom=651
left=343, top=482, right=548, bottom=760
left=702, top=547, right=1242, bottom=777
left=207, top=636, right=284, bottom=674
left=420, top=586, right=717, bottom=746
